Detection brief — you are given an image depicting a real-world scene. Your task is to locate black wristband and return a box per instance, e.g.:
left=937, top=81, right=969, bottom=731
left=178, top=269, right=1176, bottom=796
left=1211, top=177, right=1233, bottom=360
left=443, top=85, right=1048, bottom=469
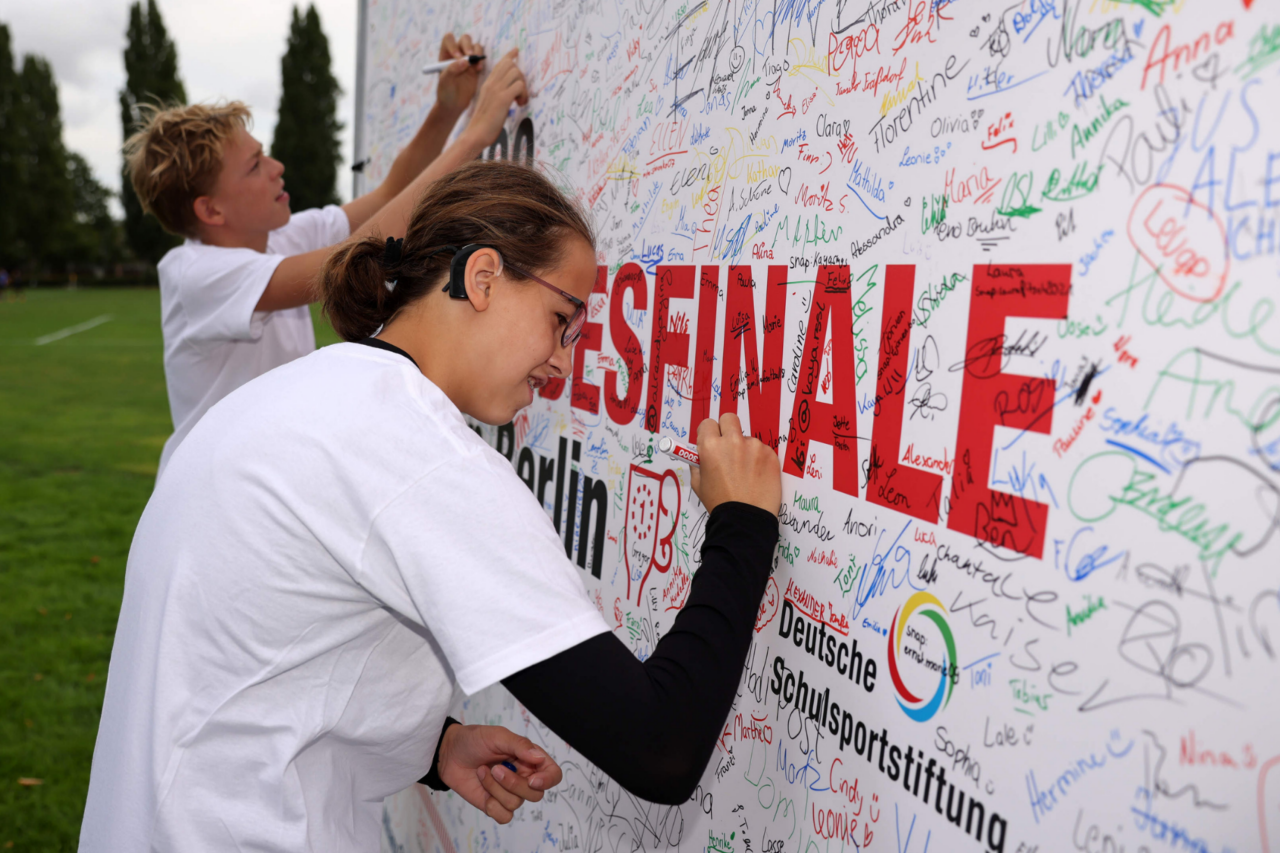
left=418, top=716, right=461, bottom=791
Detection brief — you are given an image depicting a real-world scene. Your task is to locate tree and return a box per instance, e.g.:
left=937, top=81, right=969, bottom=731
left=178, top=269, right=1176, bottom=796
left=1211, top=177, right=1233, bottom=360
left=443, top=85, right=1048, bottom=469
left=0, top=24, right=21, bottom=268
left=67, top=152, right=119, bottom=265
left=120, top=0, right=185, bottom=264
left=12, top=55, right=77, bottom=275
left=272, top=4, right=342, bottom=212
left=0, top=26, right=119, bottom=276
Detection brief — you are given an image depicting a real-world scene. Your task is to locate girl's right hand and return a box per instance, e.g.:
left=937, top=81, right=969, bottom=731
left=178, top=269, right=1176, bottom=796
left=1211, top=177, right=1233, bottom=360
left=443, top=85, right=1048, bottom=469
left=435, top=32, right=485, bottom=118
left=690, top=413, right=782, bottom=515
left=464, top=48, right=529, bottom=147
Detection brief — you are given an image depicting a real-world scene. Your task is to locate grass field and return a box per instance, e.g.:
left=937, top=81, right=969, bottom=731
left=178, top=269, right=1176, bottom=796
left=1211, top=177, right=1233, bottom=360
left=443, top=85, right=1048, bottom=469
left=0, top=288, right=340, bottom=849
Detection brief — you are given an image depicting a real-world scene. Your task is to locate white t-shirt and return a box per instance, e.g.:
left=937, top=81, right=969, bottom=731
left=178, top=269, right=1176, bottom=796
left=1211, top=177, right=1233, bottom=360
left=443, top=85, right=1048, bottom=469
left=79, top=343, right=610, bottom=853
left=155, top=205, right=351, bottom=476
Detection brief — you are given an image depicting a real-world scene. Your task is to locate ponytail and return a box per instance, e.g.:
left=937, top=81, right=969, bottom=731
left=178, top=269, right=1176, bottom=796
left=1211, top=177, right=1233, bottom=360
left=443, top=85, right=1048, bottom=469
left=321, top=161, right=595, bottom=342
left=320, top=234, right=410, bottom=341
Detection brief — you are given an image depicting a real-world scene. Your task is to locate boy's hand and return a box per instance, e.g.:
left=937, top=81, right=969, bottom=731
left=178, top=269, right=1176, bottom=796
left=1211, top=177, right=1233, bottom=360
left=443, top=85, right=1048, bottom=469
left=436, top=723, right=562, bottom=824
left=436, top=33, right=484, bottom=118
left=462, top=48, right=528, bottom=148
left=690, top=413, right=782, bottom=515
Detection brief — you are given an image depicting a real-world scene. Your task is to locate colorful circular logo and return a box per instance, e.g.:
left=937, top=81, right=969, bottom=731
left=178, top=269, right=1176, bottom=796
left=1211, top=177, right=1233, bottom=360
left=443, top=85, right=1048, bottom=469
left=886, top=591, right=957, bottom=722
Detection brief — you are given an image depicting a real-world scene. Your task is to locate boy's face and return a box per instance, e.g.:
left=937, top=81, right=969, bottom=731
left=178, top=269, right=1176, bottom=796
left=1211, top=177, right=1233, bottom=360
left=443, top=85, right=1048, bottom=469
left=202, top=125, right=291, bottom=236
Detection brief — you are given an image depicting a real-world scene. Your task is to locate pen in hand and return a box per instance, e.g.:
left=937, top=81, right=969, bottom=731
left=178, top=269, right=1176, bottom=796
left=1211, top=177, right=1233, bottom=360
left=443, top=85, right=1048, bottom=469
left=658, top=436, right=700, bottom=466
left=422, top=55, right=486, bottom=74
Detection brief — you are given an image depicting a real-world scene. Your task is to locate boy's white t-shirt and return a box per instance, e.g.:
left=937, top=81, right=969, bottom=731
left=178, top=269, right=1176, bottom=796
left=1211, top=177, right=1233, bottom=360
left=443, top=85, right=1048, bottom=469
left=79, top=343, right=610, bottom=853
left=155, top=205, right=351, bottom=476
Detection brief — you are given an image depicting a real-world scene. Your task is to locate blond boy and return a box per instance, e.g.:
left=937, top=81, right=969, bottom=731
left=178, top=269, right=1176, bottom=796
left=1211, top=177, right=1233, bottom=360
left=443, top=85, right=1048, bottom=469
left=127, top=36, right=527, bottom=475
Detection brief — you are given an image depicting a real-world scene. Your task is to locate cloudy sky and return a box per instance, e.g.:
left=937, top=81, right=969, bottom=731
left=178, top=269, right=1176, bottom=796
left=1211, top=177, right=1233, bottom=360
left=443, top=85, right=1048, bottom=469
left=1, top=0, right=359, bottom=214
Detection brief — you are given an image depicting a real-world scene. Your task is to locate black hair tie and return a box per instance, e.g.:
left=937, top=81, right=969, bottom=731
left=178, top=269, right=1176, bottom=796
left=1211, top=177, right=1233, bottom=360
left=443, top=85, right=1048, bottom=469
left=383, top=236, right=404, bottom=292
left=383, top=236, right=404, bottom=269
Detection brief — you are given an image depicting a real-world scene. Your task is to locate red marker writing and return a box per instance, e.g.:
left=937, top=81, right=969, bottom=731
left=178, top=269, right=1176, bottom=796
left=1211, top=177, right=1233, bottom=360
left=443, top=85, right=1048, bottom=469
left=658, top=436, right=699, bottom=466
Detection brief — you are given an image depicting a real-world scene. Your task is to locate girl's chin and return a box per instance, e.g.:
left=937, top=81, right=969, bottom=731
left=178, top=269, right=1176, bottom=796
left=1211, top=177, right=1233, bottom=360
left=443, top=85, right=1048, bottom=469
left=467, top=388, right=535, bottom=426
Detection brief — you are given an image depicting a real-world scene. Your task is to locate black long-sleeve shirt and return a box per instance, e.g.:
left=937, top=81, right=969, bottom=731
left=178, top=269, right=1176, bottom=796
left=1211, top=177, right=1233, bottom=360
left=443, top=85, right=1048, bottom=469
left=421, top=503, right=777, bottom=803
left=502, top=502, right=777, bottom=803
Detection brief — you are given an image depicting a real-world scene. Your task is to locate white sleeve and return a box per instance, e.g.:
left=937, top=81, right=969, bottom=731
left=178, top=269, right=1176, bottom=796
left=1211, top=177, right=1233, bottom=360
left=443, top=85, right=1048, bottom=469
left=358, top=452, right=611, bottom=695
left=174, top=247, right=286, bottom=344
left=171, top=206, right=350, bottom=344
left=266, top=205, right=351, bottom=256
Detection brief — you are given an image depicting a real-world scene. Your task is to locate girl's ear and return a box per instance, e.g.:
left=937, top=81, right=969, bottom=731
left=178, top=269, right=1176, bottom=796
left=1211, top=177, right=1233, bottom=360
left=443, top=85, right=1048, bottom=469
left=464, top=248, right=503, bottom=312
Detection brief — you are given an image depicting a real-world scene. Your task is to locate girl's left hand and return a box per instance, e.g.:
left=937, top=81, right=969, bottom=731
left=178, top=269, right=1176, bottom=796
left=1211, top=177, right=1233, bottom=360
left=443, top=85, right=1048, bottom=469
left=436, top=723, right=563, bottom=824
left=435, top=33, right=485, bottom=117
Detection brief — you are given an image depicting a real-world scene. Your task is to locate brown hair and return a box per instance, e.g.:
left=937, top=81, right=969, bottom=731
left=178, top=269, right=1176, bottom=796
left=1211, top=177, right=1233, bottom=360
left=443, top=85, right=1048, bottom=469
left=321, top=161, right=595, bottom=342
left=123, top=101, right=253, bottom=238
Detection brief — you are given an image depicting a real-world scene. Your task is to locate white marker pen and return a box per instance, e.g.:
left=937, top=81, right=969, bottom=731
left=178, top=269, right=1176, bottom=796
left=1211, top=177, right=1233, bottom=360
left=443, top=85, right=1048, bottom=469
left=422, top=55, right=486, bottom=74
left=658, top=436, right=700, bottom=466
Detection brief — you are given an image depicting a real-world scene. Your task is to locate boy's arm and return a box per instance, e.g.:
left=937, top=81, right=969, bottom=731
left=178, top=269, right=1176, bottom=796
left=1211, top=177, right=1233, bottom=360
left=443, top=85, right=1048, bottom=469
left=340, top=103, right=461, bottom=232
left=254, top=133, right=482, bottom=313
left=342, top=33, right=486, bottom=231
left=255, top=48, right=527, bottom=314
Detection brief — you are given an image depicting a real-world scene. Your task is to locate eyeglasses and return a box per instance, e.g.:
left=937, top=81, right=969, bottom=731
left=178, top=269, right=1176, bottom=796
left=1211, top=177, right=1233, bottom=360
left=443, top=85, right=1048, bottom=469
left=501, top=259, right=588, bottom=349
left=431, top=244, right=587, bottom=349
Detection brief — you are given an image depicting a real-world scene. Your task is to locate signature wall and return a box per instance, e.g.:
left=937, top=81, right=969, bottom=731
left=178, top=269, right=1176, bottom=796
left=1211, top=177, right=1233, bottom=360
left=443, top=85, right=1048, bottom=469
left=357, top=1, right=1280, bottom=851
